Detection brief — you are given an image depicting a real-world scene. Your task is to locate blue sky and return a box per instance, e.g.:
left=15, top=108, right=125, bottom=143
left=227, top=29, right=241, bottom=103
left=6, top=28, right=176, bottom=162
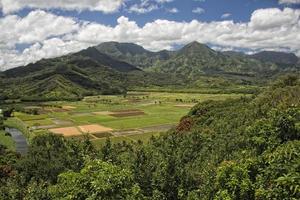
left=0, top=0, right=300, bottom=70
left=4, top=0, right=296, bottom=26
left=82, top=0, right=285, bottom=25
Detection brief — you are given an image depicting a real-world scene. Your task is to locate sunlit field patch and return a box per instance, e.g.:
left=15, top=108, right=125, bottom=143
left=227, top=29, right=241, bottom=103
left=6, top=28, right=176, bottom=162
left=49, top=127, right=82, bottom=137
left=78, top=124, right=113, bottom=134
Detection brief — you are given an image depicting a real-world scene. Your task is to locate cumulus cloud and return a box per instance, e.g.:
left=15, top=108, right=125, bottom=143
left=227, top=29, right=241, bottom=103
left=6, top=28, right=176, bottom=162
left=279, top=0, right=300, bottom=4
left=0, top=0, right=124, bottom=14
left=0, top=10, right=79, bottom=49
left=192, top=7, right=205, bottom=14
left=1, top=7, right=300, bottom=70
left=249, top=8, right=300, bottom=30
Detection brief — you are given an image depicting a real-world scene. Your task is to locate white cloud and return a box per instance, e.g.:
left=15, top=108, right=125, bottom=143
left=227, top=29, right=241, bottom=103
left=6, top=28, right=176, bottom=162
left=221, top=13, right=231, bottom=19
left=192, top=7, right=205, bottom=14
left=127, top=0, right=173, bottom=14
left=1, top=0, right=124, bottom=14
left=279, top=0, right=300, bottom=4
left=1, top=7, right=300, bottom=70
left=0, top=10, right=79, bottom=49
left=249, top=8, right=299, bottom=30
left=128, top=3, right=159, bottom=14
left=166, top=8, right=179, bottom=13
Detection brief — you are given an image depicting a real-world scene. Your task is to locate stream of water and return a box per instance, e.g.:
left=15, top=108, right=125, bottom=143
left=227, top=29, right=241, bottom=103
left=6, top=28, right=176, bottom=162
left=5, top=127, right=28, bottom=155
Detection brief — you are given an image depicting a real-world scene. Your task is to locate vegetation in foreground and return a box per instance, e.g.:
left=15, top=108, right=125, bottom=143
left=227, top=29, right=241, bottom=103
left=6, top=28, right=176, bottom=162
left=0, top=75, right=299, bottom=199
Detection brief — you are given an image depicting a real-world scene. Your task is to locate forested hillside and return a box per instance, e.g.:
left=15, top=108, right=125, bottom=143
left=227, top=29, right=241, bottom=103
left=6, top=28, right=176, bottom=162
left=0, top=75, right=299, bottom=199
left=95, top=41, right=300, bottom=79
left=249, top=51, right=299, bottom=65
left=1, top=41, right=299, bottom=101
left=95, top=42, right=174, bottom=69
left=0, top=55, right=130, bottom=100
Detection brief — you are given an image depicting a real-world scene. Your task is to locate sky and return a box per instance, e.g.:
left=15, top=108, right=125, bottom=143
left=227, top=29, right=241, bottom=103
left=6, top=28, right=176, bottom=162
left=0, top=0, right=300, bottom=70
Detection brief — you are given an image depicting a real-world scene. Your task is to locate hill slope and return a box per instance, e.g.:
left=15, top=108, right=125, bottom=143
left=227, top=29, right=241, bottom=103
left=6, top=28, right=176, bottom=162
left=0, top=55, right=129, bottom=100
left=250, top=51, right=299, bottom=65
left=75, top=46, right=141, bottom=72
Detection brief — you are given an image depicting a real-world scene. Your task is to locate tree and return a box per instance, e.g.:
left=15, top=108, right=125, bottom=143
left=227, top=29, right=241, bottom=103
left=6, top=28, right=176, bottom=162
left=255, top=141, right=300, bottom=200
left=23, top=181, right=51, bottom=200
left=3, top=107, right=14, bottom=118
left=214, top=161, right=254, bottom=200
left=0, top=116, right=4, bottom=130
left=272, top=108, right=300, bottom=142
left=17, top=133, right=93, bottom=183
left=50, top=160, right=144, bottom=199
left=102, top=137, right=112, bottom=161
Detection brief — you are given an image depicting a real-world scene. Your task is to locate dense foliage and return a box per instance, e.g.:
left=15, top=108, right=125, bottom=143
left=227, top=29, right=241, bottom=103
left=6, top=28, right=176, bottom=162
left=0, top=75, right=299, bottom=199
left=0, top=115, right=3, bottom=130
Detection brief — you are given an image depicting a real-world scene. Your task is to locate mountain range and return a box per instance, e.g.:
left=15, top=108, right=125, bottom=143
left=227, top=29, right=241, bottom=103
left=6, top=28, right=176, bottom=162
left=0, top=41, right=299, bottom=100
left=223, top=50, right=299, bottom=66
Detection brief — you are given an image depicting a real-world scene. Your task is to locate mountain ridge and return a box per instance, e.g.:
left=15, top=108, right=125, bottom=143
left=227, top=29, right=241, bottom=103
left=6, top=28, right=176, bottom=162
left=1, top=41, right=299, bottom=100
left=249, top=51, right=299, bottom=65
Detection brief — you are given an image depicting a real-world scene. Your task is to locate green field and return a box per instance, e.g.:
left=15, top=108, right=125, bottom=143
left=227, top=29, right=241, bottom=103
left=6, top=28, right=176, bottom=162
left=0, top=130, right=15, bottom=151
left=9, top=92, right=248, bottom=147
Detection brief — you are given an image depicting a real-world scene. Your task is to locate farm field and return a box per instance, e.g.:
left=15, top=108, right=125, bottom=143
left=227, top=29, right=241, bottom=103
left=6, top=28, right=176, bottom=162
left=10, top=91, right=247, bottom=147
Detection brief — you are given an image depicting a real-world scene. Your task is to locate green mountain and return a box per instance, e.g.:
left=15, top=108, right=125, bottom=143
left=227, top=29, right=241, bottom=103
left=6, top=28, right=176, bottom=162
left=0, top=55, right=130, bottom=100
left=1, top=41, right=299, bottom=101
left=222, top=50, right=248, bottom=58
left=0, top=47, right=184, bottom=100
left=153, top=42, right=282, bottom=77
left=223, top=50, right=300, bottom=69
left=250, top=51, right=299, bottom=65
left=75, top=46, right=141, bottom=72
left=96, top=41, right=284, bottom=79
left=95, top=42, right=174, bottom=68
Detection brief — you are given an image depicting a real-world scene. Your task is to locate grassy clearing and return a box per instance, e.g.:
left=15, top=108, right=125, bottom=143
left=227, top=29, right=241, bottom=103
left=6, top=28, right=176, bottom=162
left=0, top=130, right=15, bottom=150
left=14, top=112, right=48, bottom=121
left=25, top=118, right=54, bottom=127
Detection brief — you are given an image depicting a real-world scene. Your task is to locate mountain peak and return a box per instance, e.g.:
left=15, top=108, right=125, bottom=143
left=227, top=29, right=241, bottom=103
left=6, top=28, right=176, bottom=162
left=96, top=42, right=150, bottom=56
left=179, top=41, right=216, bottom=55
left=185, top=41, right=205, bottom=47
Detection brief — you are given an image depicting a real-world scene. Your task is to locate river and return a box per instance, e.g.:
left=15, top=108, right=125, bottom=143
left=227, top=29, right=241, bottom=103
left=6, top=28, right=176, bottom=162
left=5, top=127, right=28, bottom=155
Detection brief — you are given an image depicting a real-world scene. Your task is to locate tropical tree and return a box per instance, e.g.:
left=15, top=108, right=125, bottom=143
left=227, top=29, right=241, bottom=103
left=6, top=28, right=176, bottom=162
left=50, top=160, right=144, bottom=200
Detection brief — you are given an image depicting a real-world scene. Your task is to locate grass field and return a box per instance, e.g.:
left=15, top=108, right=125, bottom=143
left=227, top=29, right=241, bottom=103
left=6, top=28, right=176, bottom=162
left=0, top=130, right=15, bottom=150
left=8, top=91, right=248, bottom=147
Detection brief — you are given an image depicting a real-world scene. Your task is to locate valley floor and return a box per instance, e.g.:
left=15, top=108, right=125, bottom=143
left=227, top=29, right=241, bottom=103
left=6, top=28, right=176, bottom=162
left=4, top=91, right=247, bottom=148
